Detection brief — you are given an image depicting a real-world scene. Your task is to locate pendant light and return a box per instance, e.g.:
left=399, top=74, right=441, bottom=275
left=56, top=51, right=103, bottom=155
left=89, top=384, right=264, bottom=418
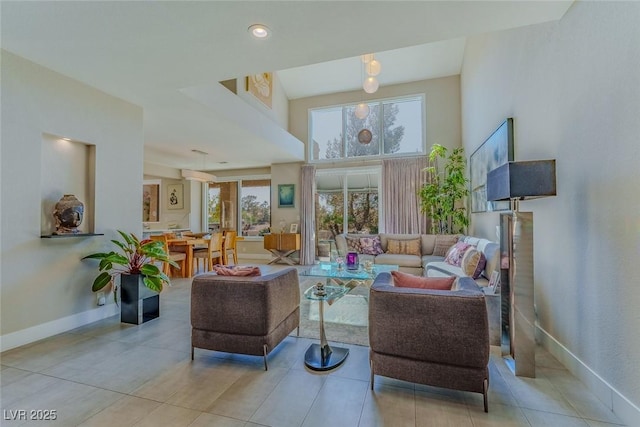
left=355, top=103, right=370, bottom=119
left=363, top=76, right=379, bottom=94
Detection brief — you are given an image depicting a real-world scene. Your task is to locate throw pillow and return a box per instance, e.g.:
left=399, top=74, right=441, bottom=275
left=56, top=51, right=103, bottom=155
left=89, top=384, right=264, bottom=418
left=359, top=236, right=384, bottom=255
left=213, top=265, right=261, bottom=276
left=433, top=234, right=460, bottom=256
left=345, top=235, right=363, bottom=253
left=391, top=271, right=455, bottom=290
left=444, top=242, right=471, bottom=267
left=386, top=238, right=422, bottom=256
left=461, top=247, right=487, bottom=279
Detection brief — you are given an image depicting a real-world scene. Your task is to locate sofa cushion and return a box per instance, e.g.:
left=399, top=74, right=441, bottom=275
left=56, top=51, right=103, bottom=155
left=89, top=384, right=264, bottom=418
left=391, top=271, right=455, bottom=290
left=386, top=238, right=421, bottom=256
left=426, top=261, right=464, bottom=277
left=375, top=253, right=422, bottom=268
left=461, top=248, right=487, bottom=279
left=359, top=236, right=384, bottom=255
left=433, top=234, right=460, bottom=256
left=444, top=242, right=471, bottom=266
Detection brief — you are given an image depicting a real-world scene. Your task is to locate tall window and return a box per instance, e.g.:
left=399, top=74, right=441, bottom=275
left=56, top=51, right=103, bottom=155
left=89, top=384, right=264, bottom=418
left=309, top=95, right=424, bottom=162
left=240, top=179, right=271, bottom=236
left=208, top=178, right=271, bottom=236
left=315, top=169, right=380, bottom=256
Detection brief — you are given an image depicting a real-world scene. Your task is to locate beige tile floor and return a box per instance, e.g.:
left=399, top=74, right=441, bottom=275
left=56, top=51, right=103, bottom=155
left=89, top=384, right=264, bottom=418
left=0, top=265, right=626, bottom=427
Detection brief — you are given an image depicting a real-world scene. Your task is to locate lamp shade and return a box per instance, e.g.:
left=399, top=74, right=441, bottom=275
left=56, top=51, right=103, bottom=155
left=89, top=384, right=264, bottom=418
left=486, top=160, right=556, bottom=201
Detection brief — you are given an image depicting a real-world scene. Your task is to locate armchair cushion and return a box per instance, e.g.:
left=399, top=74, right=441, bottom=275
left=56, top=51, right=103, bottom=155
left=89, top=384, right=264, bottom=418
left=391, top=271, right=455, bottom=290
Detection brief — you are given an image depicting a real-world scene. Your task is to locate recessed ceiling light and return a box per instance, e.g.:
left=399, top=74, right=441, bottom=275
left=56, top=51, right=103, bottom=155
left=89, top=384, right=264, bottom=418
left=248, top=24, right=271, bottom=39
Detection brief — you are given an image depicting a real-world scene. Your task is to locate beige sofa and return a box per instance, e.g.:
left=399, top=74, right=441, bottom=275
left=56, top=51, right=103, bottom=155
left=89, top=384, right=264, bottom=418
left=335, top=233, right=499, bottom=285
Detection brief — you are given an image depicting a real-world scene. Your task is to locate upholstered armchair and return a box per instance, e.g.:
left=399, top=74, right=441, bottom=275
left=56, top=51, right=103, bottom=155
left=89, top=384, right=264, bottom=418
left=190, top=267, right=300, bottom=370
left=369, top=273, right=490, bottom=412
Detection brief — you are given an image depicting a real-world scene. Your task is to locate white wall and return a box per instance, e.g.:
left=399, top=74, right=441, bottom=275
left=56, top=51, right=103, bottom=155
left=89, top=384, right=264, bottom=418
left=0, top=51, right=143, bottom=349
left=461, top=2, right=640, bottom=423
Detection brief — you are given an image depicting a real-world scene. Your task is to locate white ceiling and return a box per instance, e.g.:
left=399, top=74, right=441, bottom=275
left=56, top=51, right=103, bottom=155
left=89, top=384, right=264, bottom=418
left=0, top=1, right=573, bottom=172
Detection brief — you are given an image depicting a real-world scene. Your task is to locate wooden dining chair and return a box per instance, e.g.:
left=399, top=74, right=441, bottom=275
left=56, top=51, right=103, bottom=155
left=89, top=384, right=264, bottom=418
left=192, top=233, right=223, bottom=273
left=222, top=230, right=238, bottom=265
left=149, top=234, right=186, bottom=278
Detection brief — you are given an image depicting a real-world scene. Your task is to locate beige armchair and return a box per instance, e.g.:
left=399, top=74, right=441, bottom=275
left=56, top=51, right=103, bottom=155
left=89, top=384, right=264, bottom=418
left=190, top=267, right=300, bottom=370
left=369, top=273, right=490, bottom=412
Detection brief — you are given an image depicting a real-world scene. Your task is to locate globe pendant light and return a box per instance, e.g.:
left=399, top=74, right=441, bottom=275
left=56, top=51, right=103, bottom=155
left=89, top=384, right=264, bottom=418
left=363, top=76, right=379, bottom=94
left=355, top=102, right=370, bottom=119
left=358, top=129, right=373, bottom=145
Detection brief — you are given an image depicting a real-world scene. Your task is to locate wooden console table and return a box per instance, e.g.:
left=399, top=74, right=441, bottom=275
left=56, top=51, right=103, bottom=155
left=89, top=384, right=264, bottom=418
left=264, top=233, right=300, bottom=265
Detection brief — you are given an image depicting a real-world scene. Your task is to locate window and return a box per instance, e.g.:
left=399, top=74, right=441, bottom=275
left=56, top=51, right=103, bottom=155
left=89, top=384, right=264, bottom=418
left=309, top=95, right=424, bottom=162
left=315, top=169, right=380, bottom=257
left=208, top=178, right=271, bottom=236
left=240, top=179, right=271, bottom=236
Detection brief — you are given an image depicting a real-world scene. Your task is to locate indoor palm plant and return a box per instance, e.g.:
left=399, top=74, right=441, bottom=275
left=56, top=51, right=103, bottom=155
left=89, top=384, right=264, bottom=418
left=419, top=144, right=469, bottom=234
left=83, top=230, right=177, bottom=304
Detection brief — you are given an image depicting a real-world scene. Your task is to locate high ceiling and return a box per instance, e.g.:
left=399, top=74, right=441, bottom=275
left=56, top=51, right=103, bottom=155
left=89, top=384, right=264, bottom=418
left=1, top=1, right=573, bottom=172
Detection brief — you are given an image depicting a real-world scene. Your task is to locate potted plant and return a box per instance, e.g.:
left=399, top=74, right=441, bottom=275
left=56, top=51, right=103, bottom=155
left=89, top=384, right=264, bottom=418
left=82, top=230, right=178, bottom=324
left=419, top=144, right=469, bottom=234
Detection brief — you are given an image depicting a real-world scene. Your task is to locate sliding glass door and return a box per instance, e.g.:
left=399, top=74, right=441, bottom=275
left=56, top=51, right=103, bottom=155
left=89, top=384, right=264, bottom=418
left=315, top=168, right=380, bottom=258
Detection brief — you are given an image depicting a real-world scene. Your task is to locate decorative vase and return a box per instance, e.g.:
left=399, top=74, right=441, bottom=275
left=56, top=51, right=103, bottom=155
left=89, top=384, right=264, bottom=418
left=346, top=252, right=359, bottom=270
left=53, top=194, right=84, bottom=234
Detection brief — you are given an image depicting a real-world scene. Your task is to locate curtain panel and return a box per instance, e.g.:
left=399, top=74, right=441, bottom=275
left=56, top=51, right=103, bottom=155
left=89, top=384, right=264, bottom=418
left=299, top=164, right=316, bottom=265
left=382, top=157, right=429, bottom=234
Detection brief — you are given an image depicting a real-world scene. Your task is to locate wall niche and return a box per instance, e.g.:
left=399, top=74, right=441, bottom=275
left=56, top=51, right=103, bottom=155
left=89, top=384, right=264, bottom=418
left=40, top=133, right=97, bottom=236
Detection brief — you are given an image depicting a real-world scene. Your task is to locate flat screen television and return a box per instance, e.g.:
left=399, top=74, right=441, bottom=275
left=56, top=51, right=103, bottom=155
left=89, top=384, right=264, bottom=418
left=469, top=118, right=514, bottom=213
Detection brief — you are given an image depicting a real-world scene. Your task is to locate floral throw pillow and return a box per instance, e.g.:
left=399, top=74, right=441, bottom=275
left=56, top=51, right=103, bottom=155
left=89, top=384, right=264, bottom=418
left=359, top=236, right=384, bottom=255
left=345, top=235, right=363, bottom=253
left=444, top=242, right=472, bottom=267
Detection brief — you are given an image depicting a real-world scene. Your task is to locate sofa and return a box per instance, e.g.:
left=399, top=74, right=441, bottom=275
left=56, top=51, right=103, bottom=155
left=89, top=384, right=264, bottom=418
left=369, top=272, right=490, bottom=412
left=335, top=233, right=499, bottom=285
left=190, top=267, right=300, bottom=370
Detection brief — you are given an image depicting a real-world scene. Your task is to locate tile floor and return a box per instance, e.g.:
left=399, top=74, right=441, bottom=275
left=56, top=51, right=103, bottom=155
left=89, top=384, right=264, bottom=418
left=0, top=269, right=626, bottom=427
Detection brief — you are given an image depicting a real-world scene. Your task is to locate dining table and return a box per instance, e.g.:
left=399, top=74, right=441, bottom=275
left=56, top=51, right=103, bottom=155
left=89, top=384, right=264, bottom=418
left=167, top=237, right=210, bottom=277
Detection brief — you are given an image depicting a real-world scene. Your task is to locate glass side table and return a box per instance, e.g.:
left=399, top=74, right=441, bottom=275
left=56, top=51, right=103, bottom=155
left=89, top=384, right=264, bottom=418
left=303, top=283, right=352, bottom=371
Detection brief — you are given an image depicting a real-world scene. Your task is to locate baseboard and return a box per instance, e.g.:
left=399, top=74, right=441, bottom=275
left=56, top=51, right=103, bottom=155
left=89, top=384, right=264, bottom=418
left=536, top=325, right=640, bottom=426
left=0, top=304, right=119, bottom=352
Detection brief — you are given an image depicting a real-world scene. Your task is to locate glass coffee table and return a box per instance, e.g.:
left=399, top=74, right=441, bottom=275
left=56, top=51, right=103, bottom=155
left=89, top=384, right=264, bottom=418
left=300, top=262, right=398, bottom=371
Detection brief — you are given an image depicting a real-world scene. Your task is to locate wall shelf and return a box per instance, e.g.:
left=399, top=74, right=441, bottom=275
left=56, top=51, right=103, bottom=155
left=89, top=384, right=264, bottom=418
left=41, top=233, right=104, bottom=239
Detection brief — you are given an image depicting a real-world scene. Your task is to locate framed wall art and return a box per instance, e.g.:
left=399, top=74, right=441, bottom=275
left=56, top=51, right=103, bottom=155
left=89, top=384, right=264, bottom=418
left=166, top=183, right=184, bottom=210
left=278, top=184, right=295, bottom=208
left=470, top=118, right=514, bottom=213
left=246, top=72, right=273, bottom=108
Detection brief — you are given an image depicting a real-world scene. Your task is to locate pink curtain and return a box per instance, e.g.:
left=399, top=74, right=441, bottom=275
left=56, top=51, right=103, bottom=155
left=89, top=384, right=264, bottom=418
left=382, top=157, right=429, bottom=234
left=299, top=164, right=316, bottom=265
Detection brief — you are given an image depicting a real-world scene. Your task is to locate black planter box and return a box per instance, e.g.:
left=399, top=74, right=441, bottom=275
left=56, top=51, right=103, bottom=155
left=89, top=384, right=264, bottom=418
left=120, top=274, right=159, bottom=324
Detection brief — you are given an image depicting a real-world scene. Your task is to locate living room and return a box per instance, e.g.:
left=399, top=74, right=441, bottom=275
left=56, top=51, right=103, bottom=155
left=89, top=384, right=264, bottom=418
left=2, top=1, right=639, bottom=426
